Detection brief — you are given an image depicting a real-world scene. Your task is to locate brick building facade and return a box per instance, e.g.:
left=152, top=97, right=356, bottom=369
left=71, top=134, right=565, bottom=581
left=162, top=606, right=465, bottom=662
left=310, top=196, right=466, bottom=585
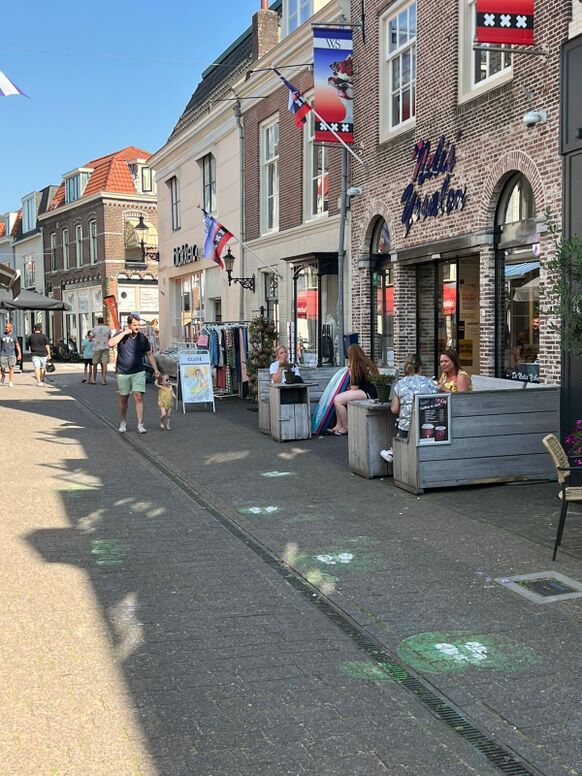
left=349, top=0, right=570, bottom=385
left=38, top=147, right=158, bottom=344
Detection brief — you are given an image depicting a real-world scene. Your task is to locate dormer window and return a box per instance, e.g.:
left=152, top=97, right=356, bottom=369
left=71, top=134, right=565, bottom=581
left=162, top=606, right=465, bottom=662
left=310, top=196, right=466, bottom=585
left=22, top=194, right=36, bottom=233
left=128, top=159, right=156, bottom=194
left=284, top=0, right=312, bottom=35
left=64, top=168, right=92, bottom=204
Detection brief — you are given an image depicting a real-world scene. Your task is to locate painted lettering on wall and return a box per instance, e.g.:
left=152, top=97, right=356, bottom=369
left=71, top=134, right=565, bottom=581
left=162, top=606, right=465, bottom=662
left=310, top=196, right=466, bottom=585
left=173, top=243, right=199, bottom=267
left=401, top=134, right=467, bottom=236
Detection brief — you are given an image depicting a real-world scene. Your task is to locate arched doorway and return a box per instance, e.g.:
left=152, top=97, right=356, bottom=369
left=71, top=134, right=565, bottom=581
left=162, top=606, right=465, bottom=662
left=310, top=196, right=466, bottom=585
left=495, top=173, right=540, bottom=383
left=369, top=217, right=394, bottom=367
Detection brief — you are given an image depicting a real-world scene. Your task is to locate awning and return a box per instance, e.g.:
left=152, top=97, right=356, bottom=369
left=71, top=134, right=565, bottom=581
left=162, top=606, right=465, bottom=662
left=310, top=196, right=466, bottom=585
left=505, top=261, right=539, bottom=279
left=513, top=276, right=540, bottom=302
left=0, top=287, right=72, bottom=311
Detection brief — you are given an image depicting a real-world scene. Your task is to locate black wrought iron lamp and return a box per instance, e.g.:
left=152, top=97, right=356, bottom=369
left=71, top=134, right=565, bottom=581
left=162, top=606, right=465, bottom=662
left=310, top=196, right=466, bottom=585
left=223, top=247, right=255, bottom=293
left=134, top=215, right=159, bottom=262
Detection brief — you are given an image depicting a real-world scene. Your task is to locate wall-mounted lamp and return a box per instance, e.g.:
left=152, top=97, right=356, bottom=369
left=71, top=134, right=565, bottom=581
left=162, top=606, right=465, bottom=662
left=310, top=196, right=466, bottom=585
left=223, top=247, right=255, bottom=292
left=134, top=215, right=160, bottom=262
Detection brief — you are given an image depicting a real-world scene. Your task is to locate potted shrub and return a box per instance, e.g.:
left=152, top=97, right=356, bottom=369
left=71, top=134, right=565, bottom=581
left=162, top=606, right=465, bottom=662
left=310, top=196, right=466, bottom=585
left=370, top=373, right=395, bottom=404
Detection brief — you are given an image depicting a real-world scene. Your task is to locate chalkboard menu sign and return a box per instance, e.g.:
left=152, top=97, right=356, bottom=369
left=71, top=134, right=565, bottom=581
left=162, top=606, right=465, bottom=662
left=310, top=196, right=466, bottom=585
left=415, top=393, right=451, bottom=446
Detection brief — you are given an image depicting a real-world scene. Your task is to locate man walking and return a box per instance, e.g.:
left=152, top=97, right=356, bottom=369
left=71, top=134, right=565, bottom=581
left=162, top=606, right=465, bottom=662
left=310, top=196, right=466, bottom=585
left=0, top=322, right=22, bottom=387
left=91, top=316, right=112, bottom=385
left=109, top=315, right=159, bottom=433
left=27, top=323, right=52, bottom=386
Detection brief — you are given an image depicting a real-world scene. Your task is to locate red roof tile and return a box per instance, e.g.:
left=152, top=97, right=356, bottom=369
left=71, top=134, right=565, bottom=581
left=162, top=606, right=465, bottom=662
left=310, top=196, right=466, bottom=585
left=10, top=210, right=22, bottom=238
left=0, top=223, right=6, bottom=238
left=48, top=146, right=152, bottom=211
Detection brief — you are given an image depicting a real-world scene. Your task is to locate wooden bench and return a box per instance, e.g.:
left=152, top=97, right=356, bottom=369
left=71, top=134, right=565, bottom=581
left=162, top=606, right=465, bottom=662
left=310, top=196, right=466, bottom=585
left=258, top=366, right=343, bottom=435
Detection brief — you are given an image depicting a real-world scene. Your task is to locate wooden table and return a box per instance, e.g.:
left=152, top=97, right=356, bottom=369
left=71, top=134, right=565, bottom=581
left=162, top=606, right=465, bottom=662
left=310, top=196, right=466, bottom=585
left=269, top=383, right=314, bottom=442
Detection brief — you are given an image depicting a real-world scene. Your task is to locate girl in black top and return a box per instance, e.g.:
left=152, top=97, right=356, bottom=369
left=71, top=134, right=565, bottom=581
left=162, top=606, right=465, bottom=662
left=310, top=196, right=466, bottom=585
left=328, top=344, right=379, bottom=435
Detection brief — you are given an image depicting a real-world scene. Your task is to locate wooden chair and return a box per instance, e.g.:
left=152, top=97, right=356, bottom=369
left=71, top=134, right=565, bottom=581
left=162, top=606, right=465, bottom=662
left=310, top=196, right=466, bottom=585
left=542, top=434, right=582, bottom=560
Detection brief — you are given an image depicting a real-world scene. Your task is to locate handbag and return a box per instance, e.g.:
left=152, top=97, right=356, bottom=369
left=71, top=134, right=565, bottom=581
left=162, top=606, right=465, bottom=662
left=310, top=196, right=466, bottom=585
left=45, top=361, right=56, bottom=373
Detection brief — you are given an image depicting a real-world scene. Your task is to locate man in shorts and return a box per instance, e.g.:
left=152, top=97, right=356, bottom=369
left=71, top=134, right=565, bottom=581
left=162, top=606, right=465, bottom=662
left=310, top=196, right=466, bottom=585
left=27, top=323, right=52, bottom=386
left=91, top=316, right=112, bottom=385
left=109, top=314, right=159, bottom=433
left=0, top=322, right=21, bottom=387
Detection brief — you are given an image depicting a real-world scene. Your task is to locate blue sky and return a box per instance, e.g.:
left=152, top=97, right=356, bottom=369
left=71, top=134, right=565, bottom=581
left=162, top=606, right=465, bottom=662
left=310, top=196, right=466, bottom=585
left=0, top=0, right=264, bottom=213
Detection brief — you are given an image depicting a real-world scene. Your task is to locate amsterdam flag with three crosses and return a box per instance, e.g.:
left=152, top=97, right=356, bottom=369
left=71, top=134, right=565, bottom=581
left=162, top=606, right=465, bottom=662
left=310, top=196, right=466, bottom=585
left=476, top=0, right=535, bottom=46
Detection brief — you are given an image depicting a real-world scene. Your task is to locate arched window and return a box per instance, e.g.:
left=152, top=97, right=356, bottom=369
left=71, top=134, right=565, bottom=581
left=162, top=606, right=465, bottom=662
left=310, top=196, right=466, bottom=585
left=371, top=217, right=391, bottom=255
left=495, top=174, right=540, bottom=383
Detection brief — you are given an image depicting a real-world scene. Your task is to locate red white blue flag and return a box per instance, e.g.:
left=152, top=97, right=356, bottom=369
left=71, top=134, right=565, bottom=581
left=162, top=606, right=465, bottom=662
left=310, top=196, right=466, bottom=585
left=476, top=0, right=535, bottom=46
left=201, top=208, right=233, bottom=270
left=273, top=68, right=312, bottom=128
left=0, top=70, right=26, bottom=97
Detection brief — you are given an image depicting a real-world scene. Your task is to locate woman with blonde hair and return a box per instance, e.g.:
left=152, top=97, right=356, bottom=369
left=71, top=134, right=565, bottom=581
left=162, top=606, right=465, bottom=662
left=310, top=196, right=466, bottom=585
left=328, top=344, right=379, bottom=436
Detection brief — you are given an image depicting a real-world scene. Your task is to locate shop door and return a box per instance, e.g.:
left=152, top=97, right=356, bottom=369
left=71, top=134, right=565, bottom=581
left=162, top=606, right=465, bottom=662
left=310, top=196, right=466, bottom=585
left=437, top=260, right=458, bottom=357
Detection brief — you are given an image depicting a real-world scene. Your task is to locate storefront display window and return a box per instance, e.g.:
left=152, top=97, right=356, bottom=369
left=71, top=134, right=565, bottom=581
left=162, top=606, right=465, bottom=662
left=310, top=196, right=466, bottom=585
left=173, top=273, right=205, bottom=342
left=296, top=266, right=318, bottom=365
left=370, top=218, right=394, bottom=367
left=496, top=173, right=539, bottom=383
left=292, top=256, right=338, bottom=366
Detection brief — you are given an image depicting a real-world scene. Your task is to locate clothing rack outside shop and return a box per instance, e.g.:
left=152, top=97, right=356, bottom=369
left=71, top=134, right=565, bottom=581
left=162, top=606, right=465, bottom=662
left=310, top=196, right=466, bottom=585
left=199, top=321, right=250, bottom=399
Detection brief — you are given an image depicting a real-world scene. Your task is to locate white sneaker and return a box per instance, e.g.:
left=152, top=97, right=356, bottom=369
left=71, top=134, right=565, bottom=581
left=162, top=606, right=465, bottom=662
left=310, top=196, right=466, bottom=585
left=119, top=420, right=127, bottom=433
left=37, top=381, right=43, bottom=387
left=137, top=424, right=147, bottom=434
left=380, top=449, right=393, bottom=463
left=8, top=381, right=13, bottom=388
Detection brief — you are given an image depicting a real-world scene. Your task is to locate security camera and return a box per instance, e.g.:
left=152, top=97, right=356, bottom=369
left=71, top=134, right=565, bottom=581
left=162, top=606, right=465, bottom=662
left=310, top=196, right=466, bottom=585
left=346, top=186, right=363, bottom=197
left=523, top=110, right=547, bottom=129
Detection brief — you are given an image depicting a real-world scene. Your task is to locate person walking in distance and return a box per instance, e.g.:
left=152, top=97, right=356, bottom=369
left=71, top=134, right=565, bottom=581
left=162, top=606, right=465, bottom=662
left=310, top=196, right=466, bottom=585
left=27, top=323, right=52, bottom=386
left=0, top=321, right=22, bottom=387
left=109, top=315, right=159, bottom=433
left=91, top=316, right=112, bottom=385
left=80, top=331, right=94, bottom=383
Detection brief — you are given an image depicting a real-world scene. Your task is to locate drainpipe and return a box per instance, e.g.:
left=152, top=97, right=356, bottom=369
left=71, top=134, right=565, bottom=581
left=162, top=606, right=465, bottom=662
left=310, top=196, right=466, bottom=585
left=337, top=146, right=348, bottom=364
left=233, top=97, right=245, bottom=321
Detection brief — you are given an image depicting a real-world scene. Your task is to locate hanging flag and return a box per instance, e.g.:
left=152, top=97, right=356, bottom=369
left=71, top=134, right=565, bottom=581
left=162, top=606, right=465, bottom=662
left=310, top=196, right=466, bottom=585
left=201, top=208, right=233, bottom=269
left=273, top=68, right=312, bottom=127
left=313, top=27, right=354, bottom=145
left=476, top=0, right=535, bottom=46
left=0, top=70, right=27, bottom=97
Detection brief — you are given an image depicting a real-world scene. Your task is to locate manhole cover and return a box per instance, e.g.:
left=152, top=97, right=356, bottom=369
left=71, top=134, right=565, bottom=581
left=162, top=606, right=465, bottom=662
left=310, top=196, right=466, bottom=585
left=496, top=571, right=582, bottom=604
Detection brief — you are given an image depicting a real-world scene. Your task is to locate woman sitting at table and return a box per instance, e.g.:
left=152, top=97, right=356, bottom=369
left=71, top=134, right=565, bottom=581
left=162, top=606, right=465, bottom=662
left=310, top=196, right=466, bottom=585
left=328, top=344, right=379, bottom=436
left=438, top=349, right=472, bottom=393
left=270, top=345, right=301, bottom=384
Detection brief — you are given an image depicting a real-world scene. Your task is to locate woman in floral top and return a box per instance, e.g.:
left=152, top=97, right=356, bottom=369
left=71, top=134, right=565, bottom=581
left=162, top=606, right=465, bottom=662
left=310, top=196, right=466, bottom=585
left=391, top=355, right=437, bottom=438
left=438, top=349, right=472, bottom=393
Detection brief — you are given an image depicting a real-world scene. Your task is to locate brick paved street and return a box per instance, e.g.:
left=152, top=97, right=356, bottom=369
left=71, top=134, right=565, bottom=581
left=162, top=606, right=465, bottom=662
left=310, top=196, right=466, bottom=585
left=3, top=367, right=582, bottom=775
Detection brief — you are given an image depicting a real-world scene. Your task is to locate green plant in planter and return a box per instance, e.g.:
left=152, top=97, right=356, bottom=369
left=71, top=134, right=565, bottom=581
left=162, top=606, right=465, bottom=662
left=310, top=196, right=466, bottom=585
left=370, top=373, right=396, bottom=403
left=247, top=315, right=278, bottom=402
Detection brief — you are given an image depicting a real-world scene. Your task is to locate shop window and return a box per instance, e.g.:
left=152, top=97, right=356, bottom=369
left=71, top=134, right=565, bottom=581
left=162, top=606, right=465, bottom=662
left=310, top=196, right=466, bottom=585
left=295, top=266, right=319, bottom=366
left=370, top=218, right=394, bottom=367
left=261, top=117, right=279, bottom=233
left=201, top=153, right=216, bottom=214
left=459, top=0, right=512, bottom=100
left=173, top=273, right=205, bottom=342
left=496, top=174, right=539, bottom=383
left=380, top=0, right=416, bottom=138
left=304, top=106, right=329, bottom=219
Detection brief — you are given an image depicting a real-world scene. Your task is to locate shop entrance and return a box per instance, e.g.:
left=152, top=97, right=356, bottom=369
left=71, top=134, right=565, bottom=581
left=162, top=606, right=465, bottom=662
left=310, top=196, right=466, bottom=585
left=417, top=257, right=481, bottom=378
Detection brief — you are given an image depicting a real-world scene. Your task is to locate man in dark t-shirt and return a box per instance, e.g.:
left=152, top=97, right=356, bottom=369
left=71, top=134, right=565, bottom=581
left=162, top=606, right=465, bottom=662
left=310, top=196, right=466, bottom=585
left=0, top=322, right=22, bottom=387
left=27, top=323, right=52, bottom=386
left=108, top=314, right=159, bottom=434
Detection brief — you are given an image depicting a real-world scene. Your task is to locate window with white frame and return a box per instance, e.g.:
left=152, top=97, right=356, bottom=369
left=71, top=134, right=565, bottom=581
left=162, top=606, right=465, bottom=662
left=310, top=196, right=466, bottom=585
left=382, top=1, right=417, bottom=134
left=75, top=224, right=83, bottom=265
left=89, top=220, right=97, bottom=264
left=261, top=118, right=279, bottom=233
left=202, top=154, right=216, bottom=213
left=304, top=108, right=329, bottom=219
left=169, top=176, right=181, bottom=231
left=64, top=170, right=91, bottom=204
left=50, top=232, right=56, bottom=271
left=141, top=166, right=153, bottom=193
left=24, top=256, right=35, bottom=288
left=460, top=0, right=512, bottom=97
left=62, top=229, right=70, bottom=269
left=284, top=0, right=312, bottom=35
left=22, top=195, right=36, bottom=233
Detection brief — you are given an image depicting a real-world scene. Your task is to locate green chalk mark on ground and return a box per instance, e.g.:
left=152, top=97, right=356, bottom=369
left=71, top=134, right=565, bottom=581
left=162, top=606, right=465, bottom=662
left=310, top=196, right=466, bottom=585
left=304, top=569, right=339, bottom=587
left=91, top=539, right=127, bottom=566
left=261, top=471, right=296, bottom=478
left=339, top=660, right=393, bottom=683
left=237, top=505, right=282, bottom=516
left=59, top=483, right=98, bottom=491
left=398, top=631, right=540, bottom=674
left=294, top=547, right=384, bottom=574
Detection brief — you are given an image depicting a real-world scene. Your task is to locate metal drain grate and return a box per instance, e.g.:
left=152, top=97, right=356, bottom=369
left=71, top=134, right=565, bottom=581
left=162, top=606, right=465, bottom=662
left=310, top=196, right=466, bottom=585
left=497, top=571, right=582, bottom=604
left=72, top=390, right=541, bottom=776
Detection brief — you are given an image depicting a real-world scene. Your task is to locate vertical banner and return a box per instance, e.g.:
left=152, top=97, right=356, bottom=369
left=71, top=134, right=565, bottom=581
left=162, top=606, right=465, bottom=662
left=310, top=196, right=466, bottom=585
left=313, top=27, right=354, bottom=144
left=103, top=294, right=120, bottom=331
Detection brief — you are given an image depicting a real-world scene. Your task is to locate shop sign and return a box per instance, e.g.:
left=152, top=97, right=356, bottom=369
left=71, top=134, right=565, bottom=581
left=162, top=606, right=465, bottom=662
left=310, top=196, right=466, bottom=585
left=173, top=243, right=199, bottom=267
left=401, top=134, right=467, bottom=236
left=415, top=393, right=451, bottom=446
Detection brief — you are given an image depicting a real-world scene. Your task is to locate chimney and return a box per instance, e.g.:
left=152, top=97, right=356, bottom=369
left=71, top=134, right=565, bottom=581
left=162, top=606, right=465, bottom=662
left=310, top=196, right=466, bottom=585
left=252, top=3, right=279, bottom=61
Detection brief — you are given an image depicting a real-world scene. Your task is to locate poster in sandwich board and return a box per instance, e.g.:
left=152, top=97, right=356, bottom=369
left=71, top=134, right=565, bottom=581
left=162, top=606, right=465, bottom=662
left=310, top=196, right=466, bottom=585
left=415, top=393, right=451, bottom=446
left=179, top=350, right=215, bottom=413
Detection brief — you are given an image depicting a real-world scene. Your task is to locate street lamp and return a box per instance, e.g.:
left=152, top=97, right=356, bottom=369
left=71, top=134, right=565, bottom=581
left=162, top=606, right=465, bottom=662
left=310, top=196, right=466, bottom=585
left=223, top=247, right=255, bottom=293
left=134, top=215, right=159, bottom=262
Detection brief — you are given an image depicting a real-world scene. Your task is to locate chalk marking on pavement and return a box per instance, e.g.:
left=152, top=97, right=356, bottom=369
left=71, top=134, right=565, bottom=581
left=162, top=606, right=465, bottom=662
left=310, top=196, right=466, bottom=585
left=62, top=383, right=543, bottom=776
